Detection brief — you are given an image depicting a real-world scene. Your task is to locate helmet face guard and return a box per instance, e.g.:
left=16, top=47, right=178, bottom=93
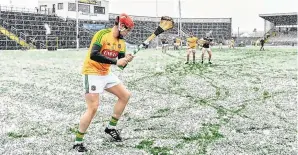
left=118, top=23, right=130, bottom=32
left=116, top=13, right=134, bottom=32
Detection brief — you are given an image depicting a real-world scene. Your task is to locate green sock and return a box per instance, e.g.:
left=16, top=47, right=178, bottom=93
left=75, top=131, right=85, bottom=143
left=108, top=116, right=119, bottom=128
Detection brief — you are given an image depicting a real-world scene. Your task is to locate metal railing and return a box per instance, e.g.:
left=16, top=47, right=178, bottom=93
left=0, top=5, right=38, bottom=14
left=20, top=32, right=27, bottom=41
left=2, top=21, right=9, bottom=28
left=1, top=23, right=36, bottom=49
left=0, top=5, right=56, bottom=16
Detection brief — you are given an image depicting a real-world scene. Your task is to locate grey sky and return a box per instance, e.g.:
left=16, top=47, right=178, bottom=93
left=1, top=0, right=297, bottom=32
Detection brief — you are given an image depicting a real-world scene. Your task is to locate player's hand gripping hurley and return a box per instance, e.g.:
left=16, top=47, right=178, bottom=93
left=119, top=16, right=174, bottom=70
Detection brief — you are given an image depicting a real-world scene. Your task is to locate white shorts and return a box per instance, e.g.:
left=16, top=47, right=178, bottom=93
left=187, top=48, right=196, bottom=53
left=202, top=48, right=211, bottom=53
left=83, top=73, right=121, bottom=94
left=162, top=44, right=168, bottom=47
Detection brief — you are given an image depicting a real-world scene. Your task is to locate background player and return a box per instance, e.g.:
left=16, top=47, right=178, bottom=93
left=201, top=37, right=213, bottom=64
left=185, top=32, right=198, bottom=64
left=218, top=39, right=223, bottom=50
left=161, top=38, right=168, bottom=53
left=229, top=38, right=235, bottom=49
left=260, top=38, right=265, bottom=51
left=73, top=13, right=134, bottom=152
left=174, top=37, right=181, bottom=50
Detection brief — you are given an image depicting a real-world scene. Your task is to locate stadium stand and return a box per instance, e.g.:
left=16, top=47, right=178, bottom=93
left=259, top=12, right=297, bottom=46
left=0, top=32, right=22, bottom=50
left=266, top=27, right=297, bottom=45
left=0, top=10, right=87, bottom=49
left=0, top=7, right=232, bottom=50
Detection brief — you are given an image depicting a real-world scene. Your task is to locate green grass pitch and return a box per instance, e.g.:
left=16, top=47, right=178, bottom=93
left=0, top=46, right=297, bottom=155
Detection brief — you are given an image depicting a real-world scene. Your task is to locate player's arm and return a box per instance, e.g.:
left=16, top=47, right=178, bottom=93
left=90, top=43, right=117, bottom=64
left=117, top=52, right=127, bottom=68
left=197, top=38, right=204, bottom=46
left=186, top=38, right=190, bottom=46
left=203, top=37, right=210, bottom=44
left=209, top=38, right=213, bottom=45
left=196, top=38, right=200, bottom=45
left=118, top=52, right=125, bottom=59
left=117, top=42, right=131, bottom=68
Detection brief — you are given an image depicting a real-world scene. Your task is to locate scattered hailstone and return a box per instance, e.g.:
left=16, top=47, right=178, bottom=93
left=259, top=140, right=266, bottom=145
left=156, top=67, right=163, bottom=72
left=155, top=64, right=163, bottom=72
left=263, top=130, right=270, bottom=135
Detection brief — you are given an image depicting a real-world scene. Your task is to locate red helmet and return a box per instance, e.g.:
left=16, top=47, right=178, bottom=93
left=118, top=13, right=134, bottom=30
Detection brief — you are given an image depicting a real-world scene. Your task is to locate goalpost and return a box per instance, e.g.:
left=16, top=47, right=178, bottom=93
left=76, top=0, right=80, bottom=50
left=155, top=0, right=159, bottom=49
left=178, top=0, right=181, bottom=38
left=178, top=0, right=182, bottom=49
